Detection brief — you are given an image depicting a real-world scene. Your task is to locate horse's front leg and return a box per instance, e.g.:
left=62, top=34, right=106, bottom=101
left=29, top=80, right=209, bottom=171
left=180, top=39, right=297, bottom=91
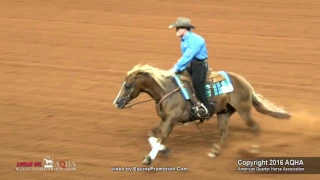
left=147, top=120, right=171, bottom=157
left=142, top=118, right=175, bottom=166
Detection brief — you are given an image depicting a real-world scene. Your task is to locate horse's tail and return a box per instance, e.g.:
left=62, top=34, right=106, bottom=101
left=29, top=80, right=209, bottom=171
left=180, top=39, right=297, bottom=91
left=252, top=93, right=291, bottom=119
left=230, top=72, right=291, bottom=119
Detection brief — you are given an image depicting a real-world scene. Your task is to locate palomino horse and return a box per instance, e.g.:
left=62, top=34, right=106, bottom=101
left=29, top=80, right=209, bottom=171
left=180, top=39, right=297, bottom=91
left=113, top=64, right=291, bottom=165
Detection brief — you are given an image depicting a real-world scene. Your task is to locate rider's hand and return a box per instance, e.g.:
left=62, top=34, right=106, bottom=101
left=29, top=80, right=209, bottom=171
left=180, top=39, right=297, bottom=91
left=169, top=68, right=176, bottom=74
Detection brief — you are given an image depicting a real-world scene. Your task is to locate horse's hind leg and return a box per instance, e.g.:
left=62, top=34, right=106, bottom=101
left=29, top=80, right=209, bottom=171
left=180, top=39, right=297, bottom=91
left=209, top=107, right=235, bottom=158
left=237, top=105, right=261, bottom=154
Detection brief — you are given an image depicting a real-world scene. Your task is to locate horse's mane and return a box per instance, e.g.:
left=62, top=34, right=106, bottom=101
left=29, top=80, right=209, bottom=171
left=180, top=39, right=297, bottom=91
left=127, top=64, right=174, bottom=89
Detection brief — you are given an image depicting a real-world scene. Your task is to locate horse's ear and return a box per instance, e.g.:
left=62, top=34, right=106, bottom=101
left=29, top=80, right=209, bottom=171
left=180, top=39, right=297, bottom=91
left=132, top=71, right=145, bottom=78
left=137, top=71, right=148, bottom=76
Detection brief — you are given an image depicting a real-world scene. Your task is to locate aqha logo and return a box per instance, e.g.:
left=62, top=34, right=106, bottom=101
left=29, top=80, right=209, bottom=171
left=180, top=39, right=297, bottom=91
left=56, top=160, right=76, bottom=170
left=43, top=156, right=54, bottom=168
left=285, top=159, right=304, bottom=166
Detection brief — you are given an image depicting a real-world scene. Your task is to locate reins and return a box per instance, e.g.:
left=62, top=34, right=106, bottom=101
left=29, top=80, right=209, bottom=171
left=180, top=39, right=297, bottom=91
left=193, top=121, right=213, bottom=148
left=124, top=98, right=154, bottom=108
left=156, top=87, right=181, bottom=107
left=124, top=87, right=181, bottom=109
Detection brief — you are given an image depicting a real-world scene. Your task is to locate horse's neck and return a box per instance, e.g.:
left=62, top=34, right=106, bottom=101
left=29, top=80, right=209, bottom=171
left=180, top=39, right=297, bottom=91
left=143, top=77, right=166, bottom=103
left=146, top=86, right=163, bottom=103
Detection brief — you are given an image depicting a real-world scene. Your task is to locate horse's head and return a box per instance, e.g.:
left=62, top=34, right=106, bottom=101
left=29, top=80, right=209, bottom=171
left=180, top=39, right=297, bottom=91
left=113, top=64, right=173, bottom=109
left=113, top=72, right=144, bottom=109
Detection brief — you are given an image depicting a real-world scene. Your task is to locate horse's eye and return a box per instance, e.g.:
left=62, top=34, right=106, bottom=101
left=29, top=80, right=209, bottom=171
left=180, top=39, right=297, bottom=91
left=124, top=83, right=131, bottom=89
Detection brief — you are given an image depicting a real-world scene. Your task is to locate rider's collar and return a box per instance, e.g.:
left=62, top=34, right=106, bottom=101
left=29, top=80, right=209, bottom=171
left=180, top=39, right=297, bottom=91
left=181, top=31, right=191, bottom=41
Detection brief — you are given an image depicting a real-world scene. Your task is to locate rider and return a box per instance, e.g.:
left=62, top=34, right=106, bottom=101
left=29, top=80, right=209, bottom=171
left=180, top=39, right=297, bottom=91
left=168, top=17, right=214, bottom=118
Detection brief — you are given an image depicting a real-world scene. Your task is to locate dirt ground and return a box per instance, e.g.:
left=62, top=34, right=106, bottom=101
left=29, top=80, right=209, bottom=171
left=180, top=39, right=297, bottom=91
left=1, top=0, right=319, bottom=179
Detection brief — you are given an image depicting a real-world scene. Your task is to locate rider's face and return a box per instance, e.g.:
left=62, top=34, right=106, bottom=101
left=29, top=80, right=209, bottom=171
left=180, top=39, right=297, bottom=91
left=176, top=27, right=187, bottom=37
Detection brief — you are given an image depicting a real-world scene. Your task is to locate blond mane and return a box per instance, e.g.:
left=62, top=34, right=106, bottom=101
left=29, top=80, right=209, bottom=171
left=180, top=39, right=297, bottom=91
left=127, top=64, right=174, bottom=89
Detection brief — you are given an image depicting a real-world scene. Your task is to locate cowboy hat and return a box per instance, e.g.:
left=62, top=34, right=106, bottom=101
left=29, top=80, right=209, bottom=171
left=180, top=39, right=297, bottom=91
left=168, top=17, right=196, bottom=29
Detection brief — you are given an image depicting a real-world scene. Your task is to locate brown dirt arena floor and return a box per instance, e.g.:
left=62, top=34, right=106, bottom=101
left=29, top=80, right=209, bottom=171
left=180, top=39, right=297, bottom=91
left=1, top=0, right=319, bottom=179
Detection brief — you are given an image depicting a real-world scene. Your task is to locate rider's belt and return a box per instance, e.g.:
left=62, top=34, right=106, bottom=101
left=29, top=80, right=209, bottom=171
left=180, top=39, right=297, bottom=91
left=193, top=58, right=207, bottom=61
left=190, top=58, right=207, bottom=66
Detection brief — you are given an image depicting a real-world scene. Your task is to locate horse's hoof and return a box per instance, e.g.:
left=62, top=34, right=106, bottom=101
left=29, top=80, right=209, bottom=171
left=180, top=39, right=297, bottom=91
left=159, top=148, right=171, bottom=158
left=208, top=144, right=221, bottom=159
left=207, top=152, right=216, bottom=159
left=212, top=144, right=221, bottom=154
left=141, top=155, right=152, bottom=165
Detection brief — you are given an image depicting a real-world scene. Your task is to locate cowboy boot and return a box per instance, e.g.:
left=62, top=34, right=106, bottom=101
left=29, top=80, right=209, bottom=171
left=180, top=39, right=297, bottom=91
left=179, top=71, right=208, bottom=117
left=185, top=82, right=208, bottom=117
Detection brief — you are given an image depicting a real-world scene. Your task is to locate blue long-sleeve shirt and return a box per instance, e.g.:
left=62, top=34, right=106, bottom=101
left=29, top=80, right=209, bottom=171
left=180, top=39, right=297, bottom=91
left=172, top=31, right=208, bottom=72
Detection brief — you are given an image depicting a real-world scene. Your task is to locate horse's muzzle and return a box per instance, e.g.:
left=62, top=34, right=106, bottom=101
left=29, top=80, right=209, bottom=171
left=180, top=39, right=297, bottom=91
left=114, top=97, right=130, bottom=109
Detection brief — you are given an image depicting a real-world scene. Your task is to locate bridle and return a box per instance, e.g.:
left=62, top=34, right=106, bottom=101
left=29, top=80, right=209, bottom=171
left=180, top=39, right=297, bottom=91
left=121, top=82, right=135, bottom=108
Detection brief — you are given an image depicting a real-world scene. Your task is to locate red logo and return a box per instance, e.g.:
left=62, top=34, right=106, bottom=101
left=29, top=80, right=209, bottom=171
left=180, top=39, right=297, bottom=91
left=16, top=162, right=42, bottom=167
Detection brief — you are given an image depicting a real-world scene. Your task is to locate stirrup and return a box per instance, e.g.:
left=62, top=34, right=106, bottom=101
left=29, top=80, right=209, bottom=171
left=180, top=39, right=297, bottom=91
left=194, top=103, right=208, bottom=117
